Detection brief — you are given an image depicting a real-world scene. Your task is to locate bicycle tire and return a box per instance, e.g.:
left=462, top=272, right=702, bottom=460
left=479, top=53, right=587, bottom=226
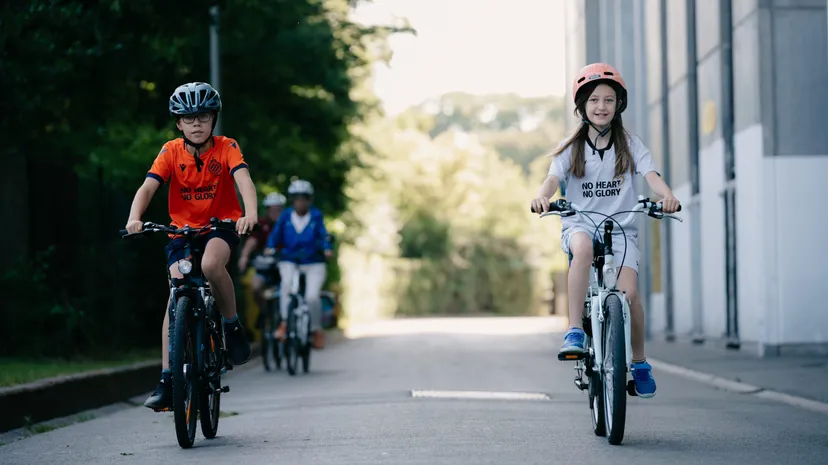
left=171, top=295, right=199, bottom=449
left=199, top=311, right=221, bottom=439
left=273, top=298, right=283, bottom=370
left=586, top=330, right=606, bottom=437
left=285, top=296, right=300, bottom=376
left=302, top=313, right=311, bottom=373
left=602, top=293, right=627, bottom=445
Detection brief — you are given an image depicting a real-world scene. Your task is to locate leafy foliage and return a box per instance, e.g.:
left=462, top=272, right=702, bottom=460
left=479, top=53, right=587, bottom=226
left=0, top=0, right=404, bottom=358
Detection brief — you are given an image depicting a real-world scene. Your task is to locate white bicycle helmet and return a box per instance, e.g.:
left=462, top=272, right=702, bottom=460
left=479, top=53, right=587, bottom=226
left=287, top=179, right=314, bottom=196
left=263, top=192, right=286, bottom=207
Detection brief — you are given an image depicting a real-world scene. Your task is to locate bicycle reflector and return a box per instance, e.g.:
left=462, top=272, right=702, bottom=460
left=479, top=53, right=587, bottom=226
left=603, top=257, right=617, bottom=290
left=178, top=260, right=193, bottom=275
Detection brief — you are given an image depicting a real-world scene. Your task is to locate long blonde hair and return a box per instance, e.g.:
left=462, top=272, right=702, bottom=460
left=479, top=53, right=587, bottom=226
left=552, top=82, right=635, bottom=179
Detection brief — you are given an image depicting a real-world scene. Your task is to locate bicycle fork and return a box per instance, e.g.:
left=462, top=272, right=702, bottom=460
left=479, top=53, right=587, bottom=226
left=574, top=290, right=633, bottom=391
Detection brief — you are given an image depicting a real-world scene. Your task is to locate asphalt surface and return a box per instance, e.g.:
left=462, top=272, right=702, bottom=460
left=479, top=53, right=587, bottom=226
left=2, top=317, right=827, bottom=465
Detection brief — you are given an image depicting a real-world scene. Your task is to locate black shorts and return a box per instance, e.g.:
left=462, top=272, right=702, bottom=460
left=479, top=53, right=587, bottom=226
left=164, top=229, right=240, bottom=268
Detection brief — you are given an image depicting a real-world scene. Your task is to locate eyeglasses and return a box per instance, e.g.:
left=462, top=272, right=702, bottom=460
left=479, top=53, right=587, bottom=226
left=180, top=113, right=214, bottom=124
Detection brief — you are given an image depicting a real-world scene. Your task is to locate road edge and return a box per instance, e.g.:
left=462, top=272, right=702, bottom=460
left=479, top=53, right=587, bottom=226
left=0, top=329, right=348, bottom=434
left=648, top=358, right=828, bottom=415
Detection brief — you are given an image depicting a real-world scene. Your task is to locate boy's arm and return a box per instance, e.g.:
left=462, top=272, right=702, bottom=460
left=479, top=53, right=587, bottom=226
left=232, top=167, right=258, bottom=234
left=128, top=178, right=161, bottom=222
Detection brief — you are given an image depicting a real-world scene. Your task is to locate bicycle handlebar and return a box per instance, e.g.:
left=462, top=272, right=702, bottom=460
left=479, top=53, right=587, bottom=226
left=531, top=196, right=683, bottom=227
left=119, top=217, right=259, bottom=238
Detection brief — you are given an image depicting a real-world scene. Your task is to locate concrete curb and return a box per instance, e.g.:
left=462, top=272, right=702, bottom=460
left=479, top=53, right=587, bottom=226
left=0, top=360, right=161, bottom=433
left=0, top=340, right=270, bottom=434
left=0, top=330, right=355, bottom=435
left=649, top=358, right=828, bottom=415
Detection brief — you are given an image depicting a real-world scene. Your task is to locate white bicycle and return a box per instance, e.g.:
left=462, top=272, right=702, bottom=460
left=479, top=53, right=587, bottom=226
left=281, top=262, right=312, bottom=376
left=534, top=195, right=682, bottom=445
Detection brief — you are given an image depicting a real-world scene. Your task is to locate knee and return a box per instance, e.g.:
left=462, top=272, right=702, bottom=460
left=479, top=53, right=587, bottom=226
left=201, top=255, right=224, bottom=280
left=570, top=240, right=594, bottom=265
left=621, top=282, right=639, bottom=304
left=305, top=292, right=321, bottom=306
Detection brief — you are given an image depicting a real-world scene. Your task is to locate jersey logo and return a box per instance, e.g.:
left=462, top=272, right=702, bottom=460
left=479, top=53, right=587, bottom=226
left=179, top=163, right=186, bottom=172
left=207, top=158, right=222, bottom=175
left=159, top=147, right=168, bottom=155
left=230, top=141, right=238, bottom=149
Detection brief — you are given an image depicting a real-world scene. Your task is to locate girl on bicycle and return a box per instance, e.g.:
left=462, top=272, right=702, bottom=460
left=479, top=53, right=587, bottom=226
left=266, top=179, right=333, bottom=349
left=530, top=63, right=680, bottom=398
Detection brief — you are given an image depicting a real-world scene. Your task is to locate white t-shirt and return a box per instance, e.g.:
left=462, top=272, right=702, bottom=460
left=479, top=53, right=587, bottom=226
left=291, top=210, right=311, bottom=234
left=547, top=133, right=659, bottom=235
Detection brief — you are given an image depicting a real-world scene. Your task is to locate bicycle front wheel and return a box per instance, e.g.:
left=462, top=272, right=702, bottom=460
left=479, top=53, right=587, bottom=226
left=602, top=293, right=627, bottom=445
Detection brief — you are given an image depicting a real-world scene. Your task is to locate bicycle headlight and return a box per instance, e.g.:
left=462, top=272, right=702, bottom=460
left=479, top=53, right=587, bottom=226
left=603, top=264, right=617, bottom=290
left=178, top=260, right=193, bottom=275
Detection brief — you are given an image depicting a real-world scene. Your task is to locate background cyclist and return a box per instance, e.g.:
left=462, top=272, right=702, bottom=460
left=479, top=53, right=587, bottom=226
left=266, top=180, right=333, bottom=350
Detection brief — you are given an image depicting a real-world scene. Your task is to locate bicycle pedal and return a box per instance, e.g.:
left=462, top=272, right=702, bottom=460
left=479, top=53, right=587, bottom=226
left=626, top=380, right=638, bottom=397
left=221, top=386, right=230, bottom=393
left=558, top=352, right=585, bottom=361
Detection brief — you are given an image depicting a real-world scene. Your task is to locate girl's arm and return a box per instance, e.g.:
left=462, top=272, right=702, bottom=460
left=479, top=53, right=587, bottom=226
left=644, top=172, right=680, bottom=213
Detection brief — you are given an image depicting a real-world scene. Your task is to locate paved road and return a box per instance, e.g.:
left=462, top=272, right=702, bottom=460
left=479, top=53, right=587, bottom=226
left=2, top=317, right=827, bottom=465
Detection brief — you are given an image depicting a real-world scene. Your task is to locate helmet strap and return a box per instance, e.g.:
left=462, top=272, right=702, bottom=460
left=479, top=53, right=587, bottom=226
left=181, top=134, right=214, bottom=172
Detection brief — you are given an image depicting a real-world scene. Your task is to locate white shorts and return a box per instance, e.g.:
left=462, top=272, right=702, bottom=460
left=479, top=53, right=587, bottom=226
left=561, top=227, right=640, bottom=272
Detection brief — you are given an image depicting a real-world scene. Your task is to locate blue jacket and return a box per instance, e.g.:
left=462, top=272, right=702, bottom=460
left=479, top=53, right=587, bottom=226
left=265, top=207, right=332, bottom=264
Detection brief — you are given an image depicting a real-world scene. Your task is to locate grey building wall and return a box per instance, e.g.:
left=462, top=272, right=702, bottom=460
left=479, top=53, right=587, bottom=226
left=562, top=0, right=828, bottom=353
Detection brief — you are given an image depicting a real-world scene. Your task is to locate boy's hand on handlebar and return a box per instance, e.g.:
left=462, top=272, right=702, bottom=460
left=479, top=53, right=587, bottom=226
left=324, top=249, right=333, bottom=260
left=661, top=195, right=681, bottom=214
left=236, top=216, right=257, bottom=235
left=125, top=220, right=144, bottom=234
left=530, top=197, right=551, bottom=214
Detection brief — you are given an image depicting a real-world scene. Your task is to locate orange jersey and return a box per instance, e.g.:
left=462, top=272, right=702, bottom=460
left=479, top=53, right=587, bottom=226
left=147, top=136, right=248, bottom=228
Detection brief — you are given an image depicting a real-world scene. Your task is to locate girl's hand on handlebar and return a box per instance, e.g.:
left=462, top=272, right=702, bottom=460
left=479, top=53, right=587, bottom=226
left=661, top=195, right=680, bottom=214
left=530, top=197, right=551, bottom=214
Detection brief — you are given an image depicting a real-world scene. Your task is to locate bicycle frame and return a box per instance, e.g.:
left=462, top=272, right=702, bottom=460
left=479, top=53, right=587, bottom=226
left=285, top=262, right=311, bottom=345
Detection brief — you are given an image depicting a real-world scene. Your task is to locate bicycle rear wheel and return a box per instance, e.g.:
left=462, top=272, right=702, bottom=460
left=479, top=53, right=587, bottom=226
left=171, top=296, right=199, bottom=449
left=586, top=331, right=606, bottom=437
left=284, top=296, right=300, bottom=376
left=199, top=310, right=221, bottom=439
left=602, top=293, right=627, bottom=445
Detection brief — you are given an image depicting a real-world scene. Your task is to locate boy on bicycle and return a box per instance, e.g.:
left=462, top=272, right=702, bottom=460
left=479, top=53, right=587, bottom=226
left=124, top=82, right=257, bottom=411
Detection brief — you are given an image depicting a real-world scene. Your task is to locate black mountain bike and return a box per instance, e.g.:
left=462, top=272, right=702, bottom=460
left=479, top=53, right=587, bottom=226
left=120, top=218, right=255, bottom=449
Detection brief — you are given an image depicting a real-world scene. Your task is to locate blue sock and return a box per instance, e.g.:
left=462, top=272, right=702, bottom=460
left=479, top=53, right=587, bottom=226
left=223, top=315, right=238, bottom=325
left=161, top=369, right=171, bottom=381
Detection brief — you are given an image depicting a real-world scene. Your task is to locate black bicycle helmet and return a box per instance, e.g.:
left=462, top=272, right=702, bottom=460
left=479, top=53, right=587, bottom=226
left=169, top=82, right=222, bottom=116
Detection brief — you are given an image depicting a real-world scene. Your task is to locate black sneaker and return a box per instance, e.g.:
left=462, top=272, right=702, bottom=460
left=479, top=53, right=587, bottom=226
left=224, top=320, right=252, bottom=365
left=144, top=375, right=172, bottom=411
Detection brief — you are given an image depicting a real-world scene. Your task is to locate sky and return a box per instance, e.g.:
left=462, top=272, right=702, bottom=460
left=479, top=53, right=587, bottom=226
left=351, top=0, right=568, bottom=116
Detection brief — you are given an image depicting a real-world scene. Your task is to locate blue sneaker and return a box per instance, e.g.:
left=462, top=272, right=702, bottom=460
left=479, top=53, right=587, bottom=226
left=631, top=360, right=657, bottom=398
left=559, top=328, right=586, bottom=355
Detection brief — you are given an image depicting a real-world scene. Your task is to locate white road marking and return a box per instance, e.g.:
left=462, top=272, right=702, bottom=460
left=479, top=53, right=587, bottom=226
left=410, top=390, right=551, bottom=401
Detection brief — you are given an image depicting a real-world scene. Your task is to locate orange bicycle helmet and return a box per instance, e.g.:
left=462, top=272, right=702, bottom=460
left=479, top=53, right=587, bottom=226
left=572, top=63, right=628, bottom=114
